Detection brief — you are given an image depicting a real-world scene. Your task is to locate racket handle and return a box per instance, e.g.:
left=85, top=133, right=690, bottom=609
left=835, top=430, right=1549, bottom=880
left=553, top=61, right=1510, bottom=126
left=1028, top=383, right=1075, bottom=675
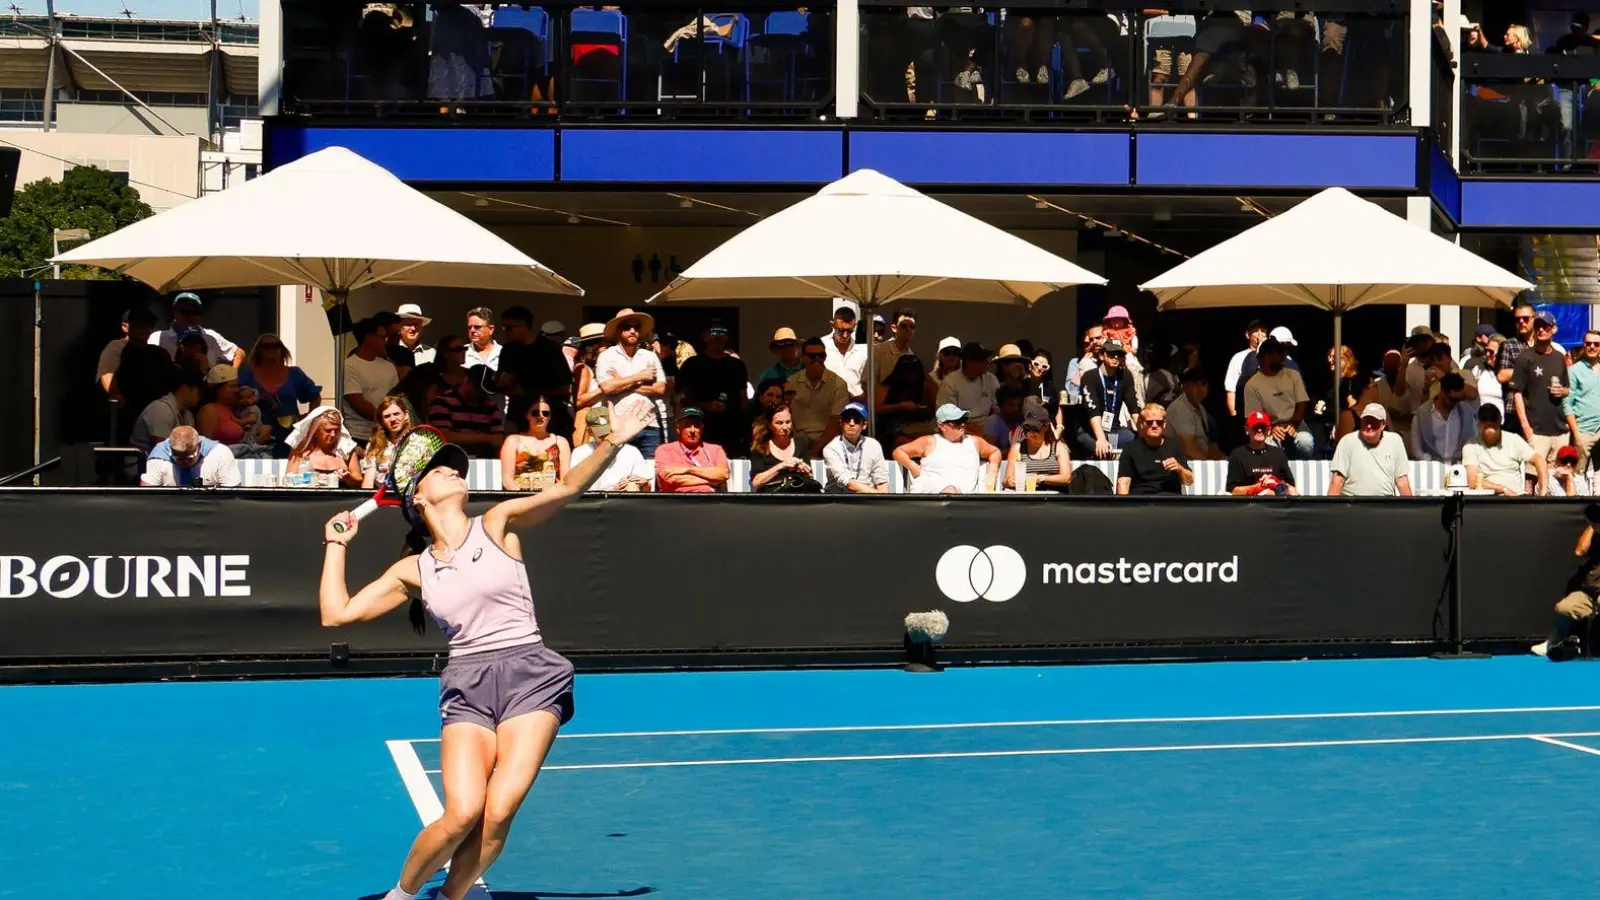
left=332, top=497, right=380, bottom=534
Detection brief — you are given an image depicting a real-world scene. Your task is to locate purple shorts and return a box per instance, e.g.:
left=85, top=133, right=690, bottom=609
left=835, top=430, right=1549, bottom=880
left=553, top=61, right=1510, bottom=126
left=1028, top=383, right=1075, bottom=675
left=439, top=641, right=575, bottom=730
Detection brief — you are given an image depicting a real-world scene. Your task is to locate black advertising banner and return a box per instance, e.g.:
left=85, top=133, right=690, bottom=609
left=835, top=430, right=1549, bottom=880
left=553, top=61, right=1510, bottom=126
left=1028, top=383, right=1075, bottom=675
left=0, top=489, right=1522, bottom=674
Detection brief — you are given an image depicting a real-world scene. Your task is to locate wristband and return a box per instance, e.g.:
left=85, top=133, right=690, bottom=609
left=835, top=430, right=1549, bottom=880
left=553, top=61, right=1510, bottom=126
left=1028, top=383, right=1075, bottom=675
left=325, top=539, right=347, bottom=547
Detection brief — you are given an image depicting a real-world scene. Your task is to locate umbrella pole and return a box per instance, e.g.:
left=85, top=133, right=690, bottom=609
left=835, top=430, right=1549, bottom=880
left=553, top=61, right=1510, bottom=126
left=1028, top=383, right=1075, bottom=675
left=865, top=301, right=878, bottom=442
left=331, top=289, right=349, bottom=411
left=1333, top=309, right=1342, bottom=450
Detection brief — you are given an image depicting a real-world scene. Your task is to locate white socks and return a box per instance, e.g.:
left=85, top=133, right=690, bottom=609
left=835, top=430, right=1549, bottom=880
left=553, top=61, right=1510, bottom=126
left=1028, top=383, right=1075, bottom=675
left=384, top=888, right=420, bottom=900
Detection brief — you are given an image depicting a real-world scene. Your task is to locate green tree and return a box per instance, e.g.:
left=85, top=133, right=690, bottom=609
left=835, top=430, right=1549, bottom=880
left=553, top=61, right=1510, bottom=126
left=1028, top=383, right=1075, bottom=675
left=0, top=165, right=154, bottom=279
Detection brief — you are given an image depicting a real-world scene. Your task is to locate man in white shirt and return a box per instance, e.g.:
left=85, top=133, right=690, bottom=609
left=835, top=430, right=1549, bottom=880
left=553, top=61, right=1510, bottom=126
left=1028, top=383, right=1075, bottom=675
left=1167, top=368, right=1223, bottom=460
left=148, top=292, right=244, bottom=368
left=823, top=306, right=868, bottom=399
left=1410, top=373, right=1476, bottom=464
left=394, top=303, right=436, bottom=366
left=595, top=308, right=667, bottom=458
left=1224, top=319, right=1268, bottom=418
left=464, top=305, right=502, bottom=370
left=341, top=317, right=400, bottom=442
left=1241, top=338, right=1314, bottom=459
left=1329, top=404, right=1412, bottom=497
left=140, top=426, right=241, bottom=488
left=130, top=371, right=204, bottom=453
left=1464, top=403, right=1545, bottom=495
left=569, top=408, right=653, bottom=491
left=823, top=402, right=889, bottom=492
left=936, top=342, right=1000, bottom=431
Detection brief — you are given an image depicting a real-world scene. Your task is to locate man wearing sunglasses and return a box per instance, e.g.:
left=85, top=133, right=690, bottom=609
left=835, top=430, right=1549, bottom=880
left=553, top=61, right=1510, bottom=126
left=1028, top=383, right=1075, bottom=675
left=823, top=306, right=868, bottom=401
left=596, top=308, right=667, bottom=459
left=1496, top=303, right=1538, bottom=433
left=140, top=425, right=241, bottom=488
left=1079, top=337, right=1139, bottom=460
left=1564, top=329, right=1600, bottom=473
left=788, top=338, right=849, bottom=445
left=1509, top=310, right=1572, bottom=475
left=1116, top=403, right=1193, bottom=496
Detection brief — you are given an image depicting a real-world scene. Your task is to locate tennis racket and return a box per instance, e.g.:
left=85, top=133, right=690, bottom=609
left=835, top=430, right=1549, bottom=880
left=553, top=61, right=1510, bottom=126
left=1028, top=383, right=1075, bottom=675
left=331, top=425, right=447, bottom=533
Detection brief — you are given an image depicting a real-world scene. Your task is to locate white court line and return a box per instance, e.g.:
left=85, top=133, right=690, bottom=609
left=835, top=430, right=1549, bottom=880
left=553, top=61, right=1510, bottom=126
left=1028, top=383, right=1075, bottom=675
left=384, top=740, right=492, bottom=900
left=1529, top=735, right=1600, bottom=758
left=404, top=704, right=1600, bottom=743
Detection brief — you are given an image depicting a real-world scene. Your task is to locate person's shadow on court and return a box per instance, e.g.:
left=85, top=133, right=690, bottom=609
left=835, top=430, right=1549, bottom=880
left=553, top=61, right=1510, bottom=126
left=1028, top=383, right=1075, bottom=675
left=360, top=890, right=655, bottom=899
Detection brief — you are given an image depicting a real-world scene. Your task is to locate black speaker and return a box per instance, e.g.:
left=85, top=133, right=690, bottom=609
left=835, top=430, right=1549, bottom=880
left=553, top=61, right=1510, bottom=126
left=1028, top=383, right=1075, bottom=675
left=0, top=147, right=18, bottom=218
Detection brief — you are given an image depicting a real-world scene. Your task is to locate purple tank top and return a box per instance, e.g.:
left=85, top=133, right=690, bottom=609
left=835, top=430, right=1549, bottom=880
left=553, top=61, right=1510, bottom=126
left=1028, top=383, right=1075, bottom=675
left=418, top=517, right=543, bottom=657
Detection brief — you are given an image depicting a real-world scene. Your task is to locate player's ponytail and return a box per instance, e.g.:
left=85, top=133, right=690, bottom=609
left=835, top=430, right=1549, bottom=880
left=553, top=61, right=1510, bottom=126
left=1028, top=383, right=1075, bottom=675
left=402, top=524, right=428, bottom=635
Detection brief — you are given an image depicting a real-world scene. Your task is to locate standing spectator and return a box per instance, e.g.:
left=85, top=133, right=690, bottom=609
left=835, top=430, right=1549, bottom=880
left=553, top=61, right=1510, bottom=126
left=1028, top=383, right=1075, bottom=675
left=148, top=292, right=245, bottom=368
left=359, top=393, right=416, bottom=490
left=983, top=386, right=1029, bottom=454
left=175, top=329, right=213, bottom=379
left=932, top=336, right=962, bottom=384
left=1101, top=306, right=1146, bottom=407
left=1496, top=302, right=1538, bottom=434
left=893, top=404, right=1001, bottom=494
left=285, top=407, right=360, bottom=486
left=787, top=338, right=849, bottom=445
left=1549, top=445, right=1591, bottom=497
left=394, top=303, right=435, bottom=366
left=1469, top=334, right=1506, bottom=417
left=1460, top=322, right=1497, bottom=369
left=501, top=396, right=570, bottom=491
left=1363, top=349, right=1422, bottom=453
left=749, top=404, right=821, bottom=493
left=239, top=334, right=321, bottom=444
left=937, top=342, right=1000, bottom=427
left=428, top=365, right=506, bottom=458
left=463, top=305, right=502, bottom=370
left=1167, top=368, right=1223, bottom=460
left=1004, top=407, right=1074, bottom=493
left=1079, top=337, right=1139, bottom=459
left=129, top=370, right=203, bottom=453
left=1066, top=324, right=1107, bottom=407
left=823, top=401, right=889, bottom=493
left=570, top=407, right=654, bottom=492
left=1328, top=404, right=1412, bottom=497
left=675, top=319, right=750, bottom=451
left=595, top=308, right=667, bottom=459
left=567, top=324, right=609, bottom=445
left=871, top=315, right=888, bottom=345
left=1241, top=338, right=1314, bottom=459
left=1566, top=329, right=1600, bottom=473
left=1029, top=349, right=1060, bottom=424
left=760, top=327, right=806, bottom=384
left=1531, top=504, right=1600, bottom=661
left=873, top=307, right=919, bottom=380
left=341, top=317, right=400, bottom=443
left=371, top=311, right=409, bottom=375
left=1238, top=326, right=1304, bottom=388
left=95, top=308, right=143, bottom=396
left=109, top=308, right=176, bottom=441
left=1224, top=320, right=1269, bottom=419
left=1464, top=404, right=1545, bottom=496
left=875, top=353, right=938, bottom=447
left=1510, top=310, right=1572, bottom=472
left=1410, top=373, right=1476, bottom=464
left=498, top=305, right=572, bottom=406
left=1401, top=326, right=1437, bottom=400
left=654, top=407, right=731, bottom=493
left=1116, top=403, right=1193, bottom=495
left=140, top=425, right=241, bottom=488
left=1322, top=345, right=1366, bottom=446
left=1226, top=412, right=1297, bottom=496
left=823, top=306, right=868, bottom=399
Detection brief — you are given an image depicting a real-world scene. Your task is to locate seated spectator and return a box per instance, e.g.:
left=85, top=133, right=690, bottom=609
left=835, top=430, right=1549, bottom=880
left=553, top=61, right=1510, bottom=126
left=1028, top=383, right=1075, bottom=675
left=750, top=404, right=820, bottom=493
left=197, top=364, right=271, bottom=454
left=755, top=377, right=788, bottom=417
left=286, top=407, right=361, bottom=487
left=893, top=404, right=1002, bottom=494
left=360, top=393, right=417, bottom=490
left=1548, top=445, right=1591, bottom=497
left=1167, top=368, right=1223, bottom=460
left=1079, top=337, right=1139, bottom=460
left=984, top=387, right=1030, bottom=454
left=501, top=396, right=571, bottom=492
left=823, top=401, right=889, bottom=493
left=876, top=353, right=938, bottom=447
left=429, top=365, right=506, bottom=458
left=1226, top=412, right=1298, bottom=496
left=570, top=407, right=653, bottom=492
left=936, top=342, right=1000, bottom=428
left=130, top=370, right=204, bottom=453
left=786, top=338, right=849, bottom=446
left=655, top=408, right=731, bottom=493
left=932, top=337, right=962, bottom=384
left=343, top=317, right=401, bottom=444
left=149, top=292, right=244, bottom=368
left=1241, top=337, right=1314, bottom=459
left=1410, top=373, right=1476, bottom=464
left=1329, top=404, right=1412, bottom=497
left=1116, top=403, right=1194, bottom=495
left=1004, top=408, right=1073, bottom=493
left=1464, top=403, right=1545, bottom=496
left=239, top=334, right=321, bottom=444
left=140, top=425, right=241, bottom=488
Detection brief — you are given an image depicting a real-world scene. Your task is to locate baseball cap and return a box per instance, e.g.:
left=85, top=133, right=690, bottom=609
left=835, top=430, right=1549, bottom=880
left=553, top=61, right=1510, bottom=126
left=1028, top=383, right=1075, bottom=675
left=1269, top=326, right=1297, bottom=346
left=1021, top=408, right=1050, bottom=429
left=204, top=363, right=237, bottom=385
left=1474, top=323, right=1498, bottom=339
left=176, top=326, right=206, bottom=344
left=172, top=292, right=202, bottom=311
left=540, top=320, right=565, bottom=337
left=1257, top=337, right=1284, bottom=356
left=959, top=341, right=991, bottom=362
left=1179, top=367, right=1208, bottom=384
left=401, top=443, right=471, bottom=528
left=706, top=318, right=730, bottom=337
left=1557, top=445, right=1580, bottom=465
left=676, top=406, right=705, bottom=422
left=841, top=401, right=868, bottom=421
left=935, top=403, right=968, bottom=424
left=1101, top=337, right=1126, bottom=355
left=585, top=406, right=612, bottom=438
left=1103, top=305, right=1132, bottom=322
left=1359, top=403, right=1388, bottom=422
left=1534, top=310, right=1557, bottom=327
left=1245, top=411, right=1272, bottom=430
left=938, top=336, right=961, bottom=353
left=1410, top=325, right=1434, bottom=338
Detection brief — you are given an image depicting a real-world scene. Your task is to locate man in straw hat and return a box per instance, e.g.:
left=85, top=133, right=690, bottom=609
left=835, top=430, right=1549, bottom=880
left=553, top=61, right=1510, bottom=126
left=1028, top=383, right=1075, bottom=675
left=595, top=308, right=667, bottom=458
left=394, top=303, right=435, bottom=366
left=760, top=327, right=805, bottom=385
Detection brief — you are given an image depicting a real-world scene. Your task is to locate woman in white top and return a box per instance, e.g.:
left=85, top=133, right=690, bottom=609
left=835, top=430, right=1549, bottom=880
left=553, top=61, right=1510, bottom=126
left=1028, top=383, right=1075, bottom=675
left=893, top=404, right=1002, bottom=494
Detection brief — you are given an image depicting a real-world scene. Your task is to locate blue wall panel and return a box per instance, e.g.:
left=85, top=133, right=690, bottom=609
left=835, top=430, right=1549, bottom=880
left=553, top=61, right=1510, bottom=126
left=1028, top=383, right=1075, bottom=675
left=1428, top=142, right=1461, bottom=225
left=1461, top=181, right=1600, bottom=229
left=849, top=132, right=1130, bottom=186
left=560, top=129, right=843, bottom=183
left=1136, top=134, right=1418, bottom=189
left=267, top=127, right=556, bottom=182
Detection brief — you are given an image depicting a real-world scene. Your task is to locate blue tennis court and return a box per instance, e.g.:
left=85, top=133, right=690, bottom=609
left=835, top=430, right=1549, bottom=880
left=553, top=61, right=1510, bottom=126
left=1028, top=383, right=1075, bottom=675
left=6, top=656, right=1600, bottom=898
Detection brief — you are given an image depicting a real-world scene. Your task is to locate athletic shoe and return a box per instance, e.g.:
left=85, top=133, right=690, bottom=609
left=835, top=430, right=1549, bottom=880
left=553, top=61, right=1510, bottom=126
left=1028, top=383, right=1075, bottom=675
left=1015, top=67, right=1030, bottom=84
left=1091, top=67, right=1110, bottom=84
left=1065, top=79, right=1090, bottom=99
left=1036, top=66, right=1049, bottom=84
left=1532, top=640, right=1549, bottom=657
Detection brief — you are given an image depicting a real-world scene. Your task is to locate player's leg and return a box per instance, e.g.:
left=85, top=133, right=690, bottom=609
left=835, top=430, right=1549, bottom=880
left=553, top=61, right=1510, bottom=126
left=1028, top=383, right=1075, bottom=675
left=388, top=722, right=496, bottom=898
left=438, top=709, right=562, bottom=899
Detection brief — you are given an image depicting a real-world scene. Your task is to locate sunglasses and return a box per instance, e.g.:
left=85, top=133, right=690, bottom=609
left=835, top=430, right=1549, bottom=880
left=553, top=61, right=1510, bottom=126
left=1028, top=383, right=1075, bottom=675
left=842, top=416, right=866, bottom=425
left=1515, top=315, right=1534, bottom=322
left=1032, top=361, right=1050, bottom=370
left=805, top=352, right=827, bottom=361
left=1536, top=321, right=1556, bottom=329
left=1142, top=418, right=1166, bottom=427
left=467, top=323, right=491, bottom=331
left=620, top=322, right=642, bottom=332
left=1361, top=418, right=1384, bottom=427
left=531, top=409, right=552, bottom=418
left=1586, top=342, right=1600, bottom=348
left=1022, top=425, right=1044, bottom=434
left=1104, top=352, right=1125, bottom=359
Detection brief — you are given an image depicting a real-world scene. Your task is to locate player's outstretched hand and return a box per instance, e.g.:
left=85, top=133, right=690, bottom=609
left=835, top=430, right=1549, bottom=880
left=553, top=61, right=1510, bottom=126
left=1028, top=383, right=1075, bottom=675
left=325, top=512, right=357, bottom=544
left=608, top=403, right=656, bottom=446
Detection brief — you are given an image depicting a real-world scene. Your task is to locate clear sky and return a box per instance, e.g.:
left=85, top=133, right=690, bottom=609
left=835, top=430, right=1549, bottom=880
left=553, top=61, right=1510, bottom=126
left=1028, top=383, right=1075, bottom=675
left=14, top=0, right=256, bottom=20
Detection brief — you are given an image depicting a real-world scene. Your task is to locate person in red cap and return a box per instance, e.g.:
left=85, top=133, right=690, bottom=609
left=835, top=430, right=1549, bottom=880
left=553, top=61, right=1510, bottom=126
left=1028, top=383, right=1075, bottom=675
left=1549, top=444, right=1592, bottom=497
left=1226, top=411, right=1299, bottom=496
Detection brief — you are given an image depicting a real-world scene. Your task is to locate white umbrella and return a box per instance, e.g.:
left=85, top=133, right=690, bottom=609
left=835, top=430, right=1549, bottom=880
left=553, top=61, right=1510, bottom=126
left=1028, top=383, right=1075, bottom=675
left=649, top=168, right=1106, bottom=424
left=54, top=145, right=583, bottom=397
left=1139, top=187, right=1533, bottom=421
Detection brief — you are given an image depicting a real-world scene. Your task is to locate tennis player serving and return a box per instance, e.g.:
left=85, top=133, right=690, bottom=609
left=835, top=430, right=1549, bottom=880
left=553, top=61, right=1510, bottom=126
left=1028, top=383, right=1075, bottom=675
left=320, top=403, right=652, bottom=900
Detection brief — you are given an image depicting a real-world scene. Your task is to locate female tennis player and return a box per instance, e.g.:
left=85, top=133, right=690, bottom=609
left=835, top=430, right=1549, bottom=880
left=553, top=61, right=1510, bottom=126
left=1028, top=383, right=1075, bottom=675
left=319, top=404, right=652, bottom=900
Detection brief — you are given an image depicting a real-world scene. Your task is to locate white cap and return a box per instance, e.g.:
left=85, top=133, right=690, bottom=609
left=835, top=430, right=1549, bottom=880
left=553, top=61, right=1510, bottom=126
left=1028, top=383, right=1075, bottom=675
left=540, top=320, right=565, bottom=336
left=1359, top=403, right=1388, bottom=422
left=938, top=336, right=961, bottom=352
left=1269, top=326, right=1297, bottom=346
